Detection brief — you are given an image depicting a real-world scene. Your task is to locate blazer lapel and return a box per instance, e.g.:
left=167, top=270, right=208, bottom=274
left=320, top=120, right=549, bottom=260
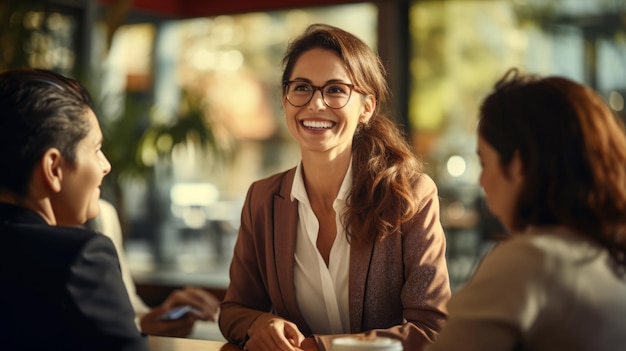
left=272, top=169, right=311, bottom=333
left=348, top=237, right=375, bottom=333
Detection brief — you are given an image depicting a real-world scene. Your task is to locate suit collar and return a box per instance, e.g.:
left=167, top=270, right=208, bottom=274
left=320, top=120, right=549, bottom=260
left=0, top=202, right=48, bottom=225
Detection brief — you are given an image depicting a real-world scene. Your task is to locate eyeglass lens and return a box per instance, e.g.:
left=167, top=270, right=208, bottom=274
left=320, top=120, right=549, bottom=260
left=285, top=82, right=353, bottom=109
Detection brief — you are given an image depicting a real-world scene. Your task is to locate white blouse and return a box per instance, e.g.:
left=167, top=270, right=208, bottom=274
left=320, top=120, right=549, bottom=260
left=290, top=161, right=351, bottom=334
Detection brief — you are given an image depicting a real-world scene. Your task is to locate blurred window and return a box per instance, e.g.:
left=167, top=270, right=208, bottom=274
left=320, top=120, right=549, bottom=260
left=410, top=0, right=626, bottom=290
left=97, top=0, right=626, bottom=291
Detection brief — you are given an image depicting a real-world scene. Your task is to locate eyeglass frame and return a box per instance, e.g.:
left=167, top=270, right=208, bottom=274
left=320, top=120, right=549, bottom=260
left=282, top=80, right=362, bottom=109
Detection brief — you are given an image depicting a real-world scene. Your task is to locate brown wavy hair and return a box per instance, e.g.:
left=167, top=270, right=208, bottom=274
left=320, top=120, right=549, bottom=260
left=282, top=23, right=423, bottom=243
left=479, top=68, right=626, bottom=267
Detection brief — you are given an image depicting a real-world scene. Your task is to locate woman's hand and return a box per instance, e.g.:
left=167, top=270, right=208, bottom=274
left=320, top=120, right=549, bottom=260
left=139, top=287, right=221, bottom=337
left=297, top=337, right=321, bottom=351
left=245, top=316, right=306, bottom=351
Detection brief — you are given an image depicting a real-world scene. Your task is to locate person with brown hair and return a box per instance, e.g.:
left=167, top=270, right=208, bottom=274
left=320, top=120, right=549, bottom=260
left=218, top=24, right=450, bottom=351
left=427, top=68, right=626, bottom=350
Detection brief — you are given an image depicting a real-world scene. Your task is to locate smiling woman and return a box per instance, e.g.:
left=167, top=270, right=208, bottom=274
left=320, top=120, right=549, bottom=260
left=218, top=23, right=450, bottom=351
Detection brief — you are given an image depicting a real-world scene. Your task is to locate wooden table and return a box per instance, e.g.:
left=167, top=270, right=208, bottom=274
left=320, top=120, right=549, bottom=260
left=149, top=336, right=242, bottom=351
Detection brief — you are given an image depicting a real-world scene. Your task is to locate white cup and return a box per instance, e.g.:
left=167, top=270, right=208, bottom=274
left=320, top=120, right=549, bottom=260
left=331, top=336, right=403, bottom=351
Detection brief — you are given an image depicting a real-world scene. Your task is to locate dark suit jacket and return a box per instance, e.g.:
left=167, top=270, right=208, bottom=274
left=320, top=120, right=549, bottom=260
left=0, top=202, right=149, bottom=351
left=219, top=168, right=450, bottom=351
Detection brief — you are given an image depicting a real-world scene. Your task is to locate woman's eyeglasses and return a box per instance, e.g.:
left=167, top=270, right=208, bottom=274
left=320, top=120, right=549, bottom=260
left=283, top=81, right=358, bottom=109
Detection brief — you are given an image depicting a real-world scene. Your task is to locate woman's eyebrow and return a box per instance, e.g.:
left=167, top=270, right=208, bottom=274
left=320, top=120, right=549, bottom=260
left=289, top=77, right=352, bottom=84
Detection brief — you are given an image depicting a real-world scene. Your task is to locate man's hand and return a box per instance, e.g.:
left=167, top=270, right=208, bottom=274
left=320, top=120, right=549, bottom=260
left=139, top=287, right=220, bottom=337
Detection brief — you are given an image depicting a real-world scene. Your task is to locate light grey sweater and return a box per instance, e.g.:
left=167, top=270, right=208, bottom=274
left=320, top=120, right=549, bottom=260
left=427, top=226, right=626, bottom=351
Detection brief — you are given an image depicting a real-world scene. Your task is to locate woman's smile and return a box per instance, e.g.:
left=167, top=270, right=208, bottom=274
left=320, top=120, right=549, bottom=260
left=301, top=119, right=336, bottom=130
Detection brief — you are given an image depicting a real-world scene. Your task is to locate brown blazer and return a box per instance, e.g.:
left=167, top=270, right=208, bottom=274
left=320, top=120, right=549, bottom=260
left=219, top=168, right=450, bottom=351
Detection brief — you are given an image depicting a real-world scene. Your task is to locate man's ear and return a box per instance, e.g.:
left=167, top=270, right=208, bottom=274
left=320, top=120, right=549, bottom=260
left=359, top=95, right=376, bottom=124
left=40, top=148, right=64, bottom=193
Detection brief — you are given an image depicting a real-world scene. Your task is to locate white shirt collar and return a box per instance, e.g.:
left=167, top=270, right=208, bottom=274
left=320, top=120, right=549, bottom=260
left=290, top=160, right=353, bottom=204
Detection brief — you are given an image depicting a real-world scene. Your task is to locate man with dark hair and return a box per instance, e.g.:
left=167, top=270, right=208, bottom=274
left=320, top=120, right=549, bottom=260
left=0, top=68, right=149, bottom=351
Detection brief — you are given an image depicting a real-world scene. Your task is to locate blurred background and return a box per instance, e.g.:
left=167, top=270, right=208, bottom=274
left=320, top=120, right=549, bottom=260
left=2, top=0, right=624, bottom=298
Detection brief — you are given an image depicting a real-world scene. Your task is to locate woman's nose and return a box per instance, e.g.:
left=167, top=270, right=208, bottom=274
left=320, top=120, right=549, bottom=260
left=307, top=89, right=326, bottom=109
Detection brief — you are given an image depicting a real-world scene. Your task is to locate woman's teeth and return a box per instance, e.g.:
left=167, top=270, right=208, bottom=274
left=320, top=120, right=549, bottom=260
left=302, top=120, right=334, bottom=129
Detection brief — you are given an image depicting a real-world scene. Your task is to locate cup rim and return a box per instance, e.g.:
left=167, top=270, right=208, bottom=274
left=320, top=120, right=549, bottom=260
left=331, top=336, right=402, bottom=349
